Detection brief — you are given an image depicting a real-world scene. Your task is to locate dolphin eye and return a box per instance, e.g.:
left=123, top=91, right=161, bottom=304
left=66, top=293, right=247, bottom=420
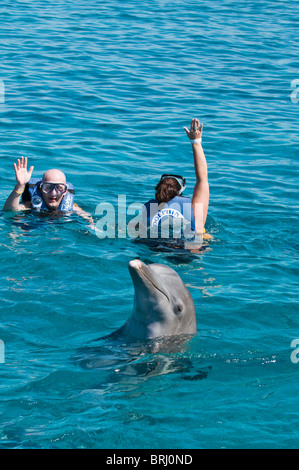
left=175, top=304, right=183, bottom=316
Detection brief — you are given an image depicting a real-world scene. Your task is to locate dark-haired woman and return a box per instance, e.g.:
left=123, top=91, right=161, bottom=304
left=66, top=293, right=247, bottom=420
left=142, top=118, right=210, bottom=240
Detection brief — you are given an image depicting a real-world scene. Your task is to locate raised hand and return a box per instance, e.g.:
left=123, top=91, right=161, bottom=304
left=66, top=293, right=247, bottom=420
left=13, top=156, right=34, bottom=188
left=183, top=118, right=203, bottom=141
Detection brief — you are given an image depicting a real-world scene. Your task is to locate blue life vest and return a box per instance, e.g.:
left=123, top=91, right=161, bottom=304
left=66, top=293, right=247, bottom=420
left=26, top=178, right=75, bottom=212
left=143, top=196, right=196, bottom=236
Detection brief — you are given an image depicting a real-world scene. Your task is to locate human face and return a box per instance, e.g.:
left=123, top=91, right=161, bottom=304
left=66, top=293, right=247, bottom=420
left=40, top=170, right=67, bottom=210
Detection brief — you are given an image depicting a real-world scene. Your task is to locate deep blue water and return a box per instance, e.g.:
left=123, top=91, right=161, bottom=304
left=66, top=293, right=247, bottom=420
left=0, top=0, right=298, bottom=449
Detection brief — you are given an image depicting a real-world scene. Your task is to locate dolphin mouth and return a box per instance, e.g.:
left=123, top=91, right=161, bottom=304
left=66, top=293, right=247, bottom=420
left=128, top=260, right=170, bottom=302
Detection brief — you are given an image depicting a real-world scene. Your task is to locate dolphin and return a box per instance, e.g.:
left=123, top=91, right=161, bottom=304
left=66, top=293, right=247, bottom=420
left=115, top=259, right=197, bottom=340
left=74, top=260, right=203, bottom=379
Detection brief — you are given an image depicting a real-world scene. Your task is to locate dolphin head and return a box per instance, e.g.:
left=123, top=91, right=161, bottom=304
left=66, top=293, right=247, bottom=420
left=123, top=259, right=197, bottom=339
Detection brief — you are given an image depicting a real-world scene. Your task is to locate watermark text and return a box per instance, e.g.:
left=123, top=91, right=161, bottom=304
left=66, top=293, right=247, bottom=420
left=290, top=339, right=299, bottom=364
left=0, top=340, right=4, bottom=363
left=94, top=195, right=203, bottom=246
left=0, top=80, right=4, bottom=104
left=290, top=79, right=299, bottom=104
left=106, top=453, right=192, bottom=467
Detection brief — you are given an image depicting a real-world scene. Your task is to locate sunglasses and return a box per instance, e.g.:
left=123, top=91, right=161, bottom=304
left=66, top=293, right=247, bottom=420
left=159, top=174, right=186, bottom=194
left=40, top=182, right=68, bottom=195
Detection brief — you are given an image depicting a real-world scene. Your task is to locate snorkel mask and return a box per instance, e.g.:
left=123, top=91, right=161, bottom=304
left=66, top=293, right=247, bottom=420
left=159, top=174, right=186, bottom=195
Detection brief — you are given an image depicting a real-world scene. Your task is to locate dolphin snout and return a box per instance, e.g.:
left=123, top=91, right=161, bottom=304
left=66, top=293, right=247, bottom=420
left=128, top=259, right=170, bottom=303
left=128, top=259, right=143, bottom=270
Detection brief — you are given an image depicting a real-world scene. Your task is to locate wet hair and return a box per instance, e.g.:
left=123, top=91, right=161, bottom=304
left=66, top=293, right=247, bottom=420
left=155, top=177, right=182, bottom=203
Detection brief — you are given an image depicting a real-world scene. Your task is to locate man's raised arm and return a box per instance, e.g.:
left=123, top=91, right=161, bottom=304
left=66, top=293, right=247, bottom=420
left=3, top=156, right=34, bottom=211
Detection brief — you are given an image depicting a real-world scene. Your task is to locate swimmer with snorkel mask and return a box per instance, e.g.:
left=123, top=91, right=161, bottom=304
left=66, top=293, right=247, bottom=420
left=142, top=118, right=211, bottom=241
left=3, top=156, right=93, bottom=224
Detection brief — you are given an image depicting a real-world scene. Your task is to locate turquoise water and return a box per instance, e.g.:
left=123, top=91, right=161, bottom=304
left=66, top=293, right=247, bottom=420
left=0, top=0, right=298, bottom=449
